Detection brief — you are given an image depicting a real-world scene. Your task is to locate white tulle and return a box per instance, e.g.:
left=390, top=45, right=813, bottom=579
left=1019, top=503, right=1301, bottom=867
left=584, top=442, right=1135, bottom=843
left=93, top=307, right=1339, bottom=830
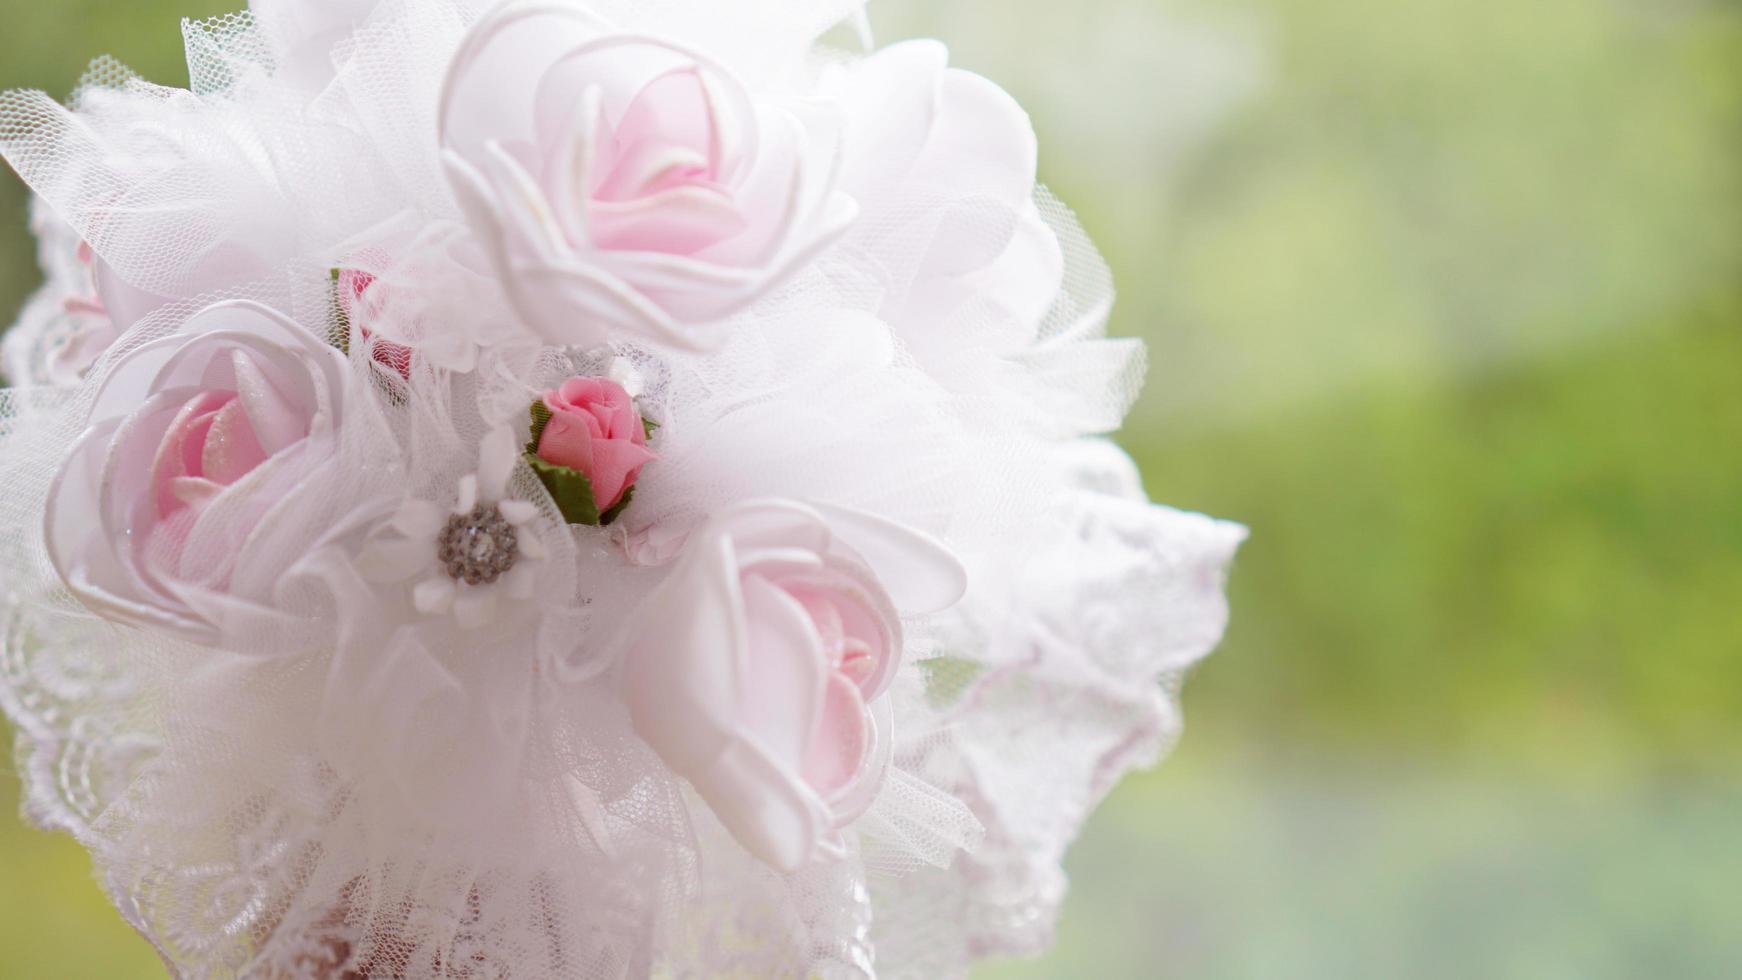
left=0, top=2, right=1243, bottom=977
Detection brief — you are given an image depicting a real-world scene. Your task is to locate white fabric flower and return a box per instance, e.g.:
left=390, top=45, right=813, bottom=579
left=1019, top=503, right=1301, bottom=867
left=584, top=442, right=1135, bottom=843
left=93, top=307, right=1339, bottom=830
left=439, top=0, right=857, bottom=350
left=357, top=425, right=547, bottom=629
left=43, top=300, right=353, bottom=645
left=619, top=499, right=965, bottom=871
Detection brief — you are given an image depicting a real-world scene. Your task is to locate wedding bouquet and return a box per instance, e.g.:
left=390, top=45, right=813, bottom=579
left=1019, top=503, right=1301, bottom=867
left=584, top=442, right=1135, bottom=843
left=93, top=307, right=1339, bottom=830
left=0, top=1, right=1243, bottom=976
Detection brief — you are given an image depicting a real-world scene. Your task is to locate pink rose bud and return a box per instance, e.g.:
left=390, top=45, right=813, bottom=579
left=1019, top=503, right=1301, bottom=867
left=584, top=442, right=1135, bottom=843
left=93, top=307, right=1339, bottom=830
left=337, top=268, right=414, bottom=379
left=535, top=376, right=657, bottom=512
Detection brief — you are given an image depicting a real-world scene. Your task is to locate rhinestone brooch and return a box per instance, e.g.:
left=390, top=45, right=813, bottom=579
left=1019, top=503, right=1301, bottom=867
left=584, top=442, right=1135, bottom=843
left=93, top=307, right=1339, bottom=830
left=437, top=504, right=520, bottom=585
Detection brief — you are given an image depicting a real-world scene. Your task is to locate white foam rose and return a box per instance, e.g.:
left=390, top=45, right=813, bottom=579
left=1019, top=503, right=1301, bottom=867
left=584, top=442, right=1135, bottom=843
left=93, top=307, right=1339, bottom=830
left=44, top=301, right=358, bottom=646
left=618, top=499, right=965, bottom=871
left=439, top=0, right=857, bottom=350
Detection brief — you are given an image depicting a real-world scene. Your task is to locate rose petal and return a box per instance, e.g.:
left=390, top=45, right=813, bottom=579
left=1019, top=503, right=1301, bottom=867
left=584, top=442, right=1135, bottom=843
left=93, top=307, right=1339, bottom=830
left=585, top=439, right=657, bottom=510
left=801, top=671, right=871, bottom=799
left=149, top=391, right=231, bottom=517
left=687, top=736, right=829, bottom=874
left=536, top=414, right=599, bottom=473
left=737, top=573, right=828, bottom=769
left=592, top=66, right=720, bottom=201
left=622, top=533, right=748, bottom=774
left=200, top=396, right=270, bottom=485
left=229, top=347, right=307, bottom=454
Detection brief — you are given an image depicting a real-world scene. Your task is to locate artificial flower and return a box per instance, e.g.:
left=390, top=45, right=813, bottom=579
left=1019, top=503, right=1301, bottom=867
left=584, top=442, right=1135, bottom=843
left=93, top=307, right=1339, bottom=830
left=619, top=498, right=966, bottom=871
left=531, top=375, right=657, bottom=520
left=43, top=300, right=349, bottom=641
left=439, top=0, right=857, bottom=349
left=333, top=266, right=415, bottom=379
left=357, top=425, right=548, bottom=630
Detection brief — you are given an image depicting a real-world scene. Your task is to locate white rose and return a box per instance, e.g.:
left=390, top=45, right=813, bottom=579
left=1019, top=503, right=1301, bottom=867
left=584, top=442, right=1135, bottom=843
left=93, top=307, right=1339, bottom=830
left=439, top=0, right=857, bottom=350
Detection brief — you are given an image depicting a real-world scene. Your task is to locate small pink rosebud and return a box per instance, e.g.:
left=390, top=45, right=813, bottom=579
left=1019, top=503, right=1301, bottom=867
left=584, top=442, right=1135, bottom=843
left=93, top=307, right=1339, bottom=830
left=535, top=377, right=657, bottom=511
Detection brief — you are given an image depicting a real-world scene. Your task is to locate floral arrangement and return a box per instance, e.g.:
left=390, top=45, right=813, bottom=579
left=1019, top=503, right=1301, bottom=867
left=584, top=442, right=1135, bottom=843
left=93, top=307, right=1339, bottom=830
left=0, top=0, right=1243, bottom=976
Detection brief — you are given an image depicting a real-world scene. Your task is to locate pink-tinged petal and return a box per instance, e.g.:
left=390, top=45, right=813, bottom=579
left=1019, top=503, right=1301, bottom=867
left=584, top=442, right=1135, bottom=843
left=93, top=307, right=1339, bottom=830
left=100, top=389, right=202, bottom=565
left=541, top=83, right=604, bottom=248
left=143, top=306, right=344, bottom=427
left=531, top=39, right=695, bottom=151
left=200, top=397, right=269, bottom=485
left=43, top=419, right=120, bottom=602
left=442, top=2, right=615, bottom=163
left=688, top=736, right=829, bottom=874
left=713, top=499, right=834, bottom=558
left=586, top=439, right=657, bottom=510
left=688, top=104, right=804, bottom=267
left=809, top=500, right=967, bottom=615
left=785, top=584, right=847, bottom=667
left=838, top=637, right=877, bottom=689
left=825, top=692, right=894, bottom=825
left=594, top=67, right=719, bottom=201
left=802, top=671, right=871, bottom=799
left=178, top=408, right=218, bottom=479
left=149, top=391, right=231, bottom=517
left=589, top=185, right=747, bottom=255
left=597, top=140, right=712, bottom=204
left=230, top=348, right=308, bottom=454
left=168, top=476, right=225, bottom=511
left=482, top=140, right=575, bottom=263
left=501, top=253, right=699, bottom=350
left=832, top=592, right=893, bottom=694
left=737, top=573, right=829, bottom=769
left=623, top=534, right=747, bottom=774
left=141, top=505, right=198, bottom=582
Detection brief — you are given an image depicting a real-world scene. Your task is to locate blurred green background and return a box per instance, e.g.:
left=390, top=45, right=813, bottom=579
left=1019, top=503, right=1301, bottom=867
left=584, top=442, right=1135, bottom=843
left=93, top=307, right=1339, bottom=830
left=3, top=0, right=1740, bottom=976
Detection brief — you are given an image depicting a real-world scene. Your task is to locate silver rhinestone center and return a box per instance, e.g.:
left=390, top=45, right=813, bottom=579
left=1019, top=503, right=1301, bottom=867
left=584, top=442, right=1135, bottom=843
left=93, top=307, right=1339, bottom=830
left=438, top=504, right=519, bottom=586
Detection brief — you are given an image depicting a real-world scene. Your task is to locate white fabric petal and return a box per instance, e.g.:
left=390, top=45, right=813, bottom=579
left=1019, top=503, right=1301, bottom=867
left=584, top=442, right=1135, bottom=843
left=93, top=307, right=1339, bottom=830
left=455, top=473, right=479, bottom=514
left=808, top=500, right=967, bottom=614
left=412, top=575, right=456, bottom=615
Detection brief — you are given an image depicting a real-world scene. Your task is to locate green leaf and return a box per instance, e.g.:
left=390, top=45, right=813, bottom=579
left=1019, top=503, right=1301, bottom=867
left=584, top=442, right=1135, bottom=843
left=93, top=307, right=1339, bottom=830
left=599, top=484, right=634, bottom=526
left=525, top=452, right=601, bottom=526
left=919, top=656, right=983, bottom=709
left=527, top=399, right=554, bottom=454
left=526, top=396, right=653, bottom=525
left=326, top=267, right=351, bottom=356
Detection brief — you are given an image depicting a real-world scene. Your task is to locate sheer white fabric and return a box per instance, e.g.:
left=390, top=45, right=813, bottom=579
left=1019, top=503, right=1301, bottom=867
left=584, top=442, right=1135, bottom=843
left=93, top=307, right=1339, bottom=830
left=0, top=3, right=1243, bottom=977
